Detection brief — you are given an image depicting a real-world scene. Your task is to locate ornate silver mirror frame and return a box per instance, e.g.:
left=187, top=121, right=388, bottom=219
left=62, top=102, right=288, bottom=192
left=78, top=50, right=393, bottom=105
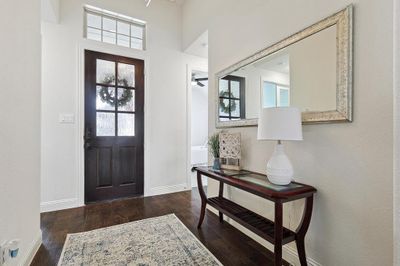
left=215, top=5, right=353, bottom=128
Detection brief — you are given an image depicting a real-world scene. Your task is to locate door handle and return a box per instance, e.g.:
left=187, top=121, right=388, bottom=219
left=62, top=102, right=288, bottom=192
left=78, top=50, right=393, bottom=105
left=84, top=141, right=92, bottom=150
left=84, top=126, right=93, bottom=150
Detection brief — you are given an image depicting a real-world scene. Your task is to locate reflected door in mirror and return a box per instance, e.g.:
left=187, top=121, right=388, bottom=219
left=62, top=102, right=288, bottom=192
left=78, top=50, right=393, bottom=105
left=219, top=75, right=245, bottom=121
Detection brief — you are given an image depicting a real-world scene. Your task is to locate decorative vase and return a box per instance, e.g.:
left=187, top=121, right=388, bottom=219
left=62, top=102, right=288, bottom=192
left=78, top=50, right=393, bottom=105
left=266, top=143, right=293, bottom=185
left=213, top=158, right=221, bottom=170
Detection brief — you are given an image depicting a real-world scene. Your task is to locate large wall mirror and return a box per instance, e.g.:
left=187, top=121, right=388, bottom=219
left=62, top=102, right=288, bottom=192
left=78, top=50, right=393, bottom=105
left=216, top=5, right=353, bottom=128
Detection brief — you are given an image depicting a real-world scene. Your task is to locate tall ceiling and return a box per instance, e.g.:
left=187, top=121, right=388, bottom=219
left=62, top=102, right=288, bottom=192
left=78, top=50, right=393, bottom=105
left=184, top=30, right=208, bottom=58
left=41, top=0, right=60, bottom=23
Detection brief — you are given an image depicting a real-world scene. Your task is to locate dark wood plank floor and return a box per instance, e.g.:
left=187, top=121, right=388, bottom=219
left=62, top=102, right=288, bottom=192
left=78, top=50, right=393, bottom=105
left=31, top=188, right=289, bottom=266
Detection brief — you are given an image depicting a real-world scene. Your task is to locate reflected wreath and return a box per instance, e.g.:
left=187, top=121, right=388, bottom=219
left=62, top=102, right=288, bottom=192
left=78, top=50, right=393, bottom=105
left=219, top=91, right=237, bottom=114
left=99, top=74, right=133, bottom=107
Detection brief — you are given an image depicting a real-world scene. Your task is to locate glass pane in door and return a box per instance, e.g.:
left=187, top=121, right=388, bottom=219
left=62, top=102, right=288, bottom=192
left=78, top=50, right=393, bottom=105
left=96, top=86, right=116, bottom=111
left=117, top=88, right=135, bottom=112
left=97, top=112, right=115, bottom=136
left=118, top=113, right=135, bottom=136
left=97, top=59, right=115, bottom=85
left=118, top=63, right=135, bottom=87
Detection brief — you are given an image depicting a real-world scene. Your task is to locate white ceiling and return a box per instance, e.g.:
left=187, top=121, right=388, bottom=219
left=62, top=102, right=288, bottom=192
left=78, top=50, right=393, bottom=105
left=254, top=52, right=290, bottom=74
left=184, top=30, right=208, bottom=58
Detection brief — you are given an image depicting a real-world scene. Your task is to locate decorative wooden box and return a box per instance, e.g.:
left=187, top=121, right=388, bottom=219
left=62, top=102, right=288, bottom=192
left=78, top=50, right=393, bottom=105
left=219, top=133, right=241, bottom=170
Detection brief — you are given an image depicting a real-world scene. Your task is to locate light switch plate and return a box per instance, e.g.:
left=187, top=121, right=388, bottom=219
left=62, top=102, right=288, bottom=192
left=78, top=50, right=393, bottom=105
left=59, top=114, right=75, bottom=124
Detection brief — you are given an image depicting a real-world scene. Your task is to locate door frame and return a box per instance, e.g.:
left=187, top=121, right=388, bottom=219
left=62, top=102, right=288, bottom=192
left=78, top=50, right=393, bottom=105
left=76, top=40, right=150, bottom=206
left=394, top=0, right=400, bottom=264
left=185, top=64, right=208, bottom=188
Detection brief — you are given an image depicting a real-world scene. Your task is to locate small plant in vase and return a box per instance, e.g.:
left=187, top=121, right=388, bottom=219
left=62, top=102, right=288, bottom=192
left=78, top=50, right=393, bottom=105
left=208, top=132, right=220, bottom=170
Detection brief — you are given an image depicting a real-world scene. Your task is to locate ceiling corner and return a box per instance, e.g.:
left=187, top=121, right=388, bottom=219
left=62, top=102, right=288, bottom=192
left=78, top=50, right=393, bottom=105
left=41, top=0, right=60, bottom=23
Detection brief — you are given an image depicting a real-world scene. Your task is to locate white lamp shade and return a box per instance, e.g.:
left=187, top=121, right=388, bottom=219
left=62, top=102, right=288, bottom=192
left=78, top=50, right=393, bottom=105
left=257, top=107, right=303, bottom=141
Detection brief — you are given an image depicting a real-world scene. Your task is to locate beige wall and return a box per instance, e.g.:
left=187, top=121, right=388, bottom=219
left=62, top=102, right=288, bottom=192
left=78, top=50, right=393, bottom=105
left=183, top=0, right=393, bottom=265
left=0, top=0, right=42, bottom=264
left=394, top=0, right=400, bottom=264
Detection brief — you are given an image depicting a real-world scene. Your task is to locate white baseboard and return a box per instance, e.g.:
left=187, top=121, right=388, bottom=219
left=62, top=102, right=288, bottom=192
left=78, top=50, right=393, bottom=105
left=40, top=198, right=79, bottom=213
left=147, top=183, right=190, bottom=197
left=191, top=175, right=208, bottom=188
left=22, top=230, right=42, bottom=266
left=283, top=245, right=322, bottom=266
left=206, top=206, right=321, bottom=266
left=41, top=183, right=191, bottom=212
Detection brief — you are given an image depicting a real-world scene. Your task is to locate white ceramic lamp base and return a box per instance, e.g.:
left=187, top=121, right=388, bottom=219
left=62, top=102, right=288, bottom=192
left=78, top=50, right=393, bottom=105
left=266, top=143, right=293, bottom=185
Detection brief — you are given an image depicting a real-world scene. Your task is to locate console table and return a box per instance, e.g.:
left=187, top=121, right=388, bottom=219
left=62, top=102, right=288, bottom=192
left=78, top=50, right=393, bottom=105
left=195, top=167, right=317, bottom=266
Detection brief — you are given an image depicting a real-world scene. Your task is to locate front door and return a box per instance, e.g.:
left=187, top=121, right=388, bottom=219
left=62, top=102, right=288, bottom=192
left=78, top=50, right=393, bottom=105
left=84, top=50, right=144, bottom=203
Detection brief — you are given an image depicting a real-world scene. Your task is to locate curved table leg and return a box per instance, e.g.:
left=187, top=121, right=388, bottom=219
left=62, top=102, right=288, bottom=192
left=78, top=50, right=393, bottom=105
left=295, top=195, right=314, bottom=266
left=218, top=181, right=224, bottom=222
left=197, top=171, right=207, bottom=228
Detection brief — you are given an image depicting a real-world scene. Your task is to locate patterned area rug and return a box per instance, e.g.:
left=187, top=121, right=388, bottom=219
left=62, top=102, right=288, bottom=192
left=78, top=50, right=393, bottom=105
left=58, top=214, right=221, bottom=266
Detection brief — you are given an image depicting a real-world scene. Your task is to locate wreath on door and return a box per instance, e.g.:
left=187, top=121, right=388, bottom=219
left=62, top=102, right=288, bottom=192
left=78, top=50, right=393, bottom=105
left=219, top=91, right=237, bottom=114
left=98, top=74, right=133, bottom=107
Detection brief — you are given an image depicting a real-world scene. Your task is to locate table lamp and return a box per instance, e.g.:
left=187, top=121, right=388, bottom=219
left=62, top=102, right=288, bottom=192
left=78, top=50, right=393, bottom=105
left=257, top=107, right=303, bottom=185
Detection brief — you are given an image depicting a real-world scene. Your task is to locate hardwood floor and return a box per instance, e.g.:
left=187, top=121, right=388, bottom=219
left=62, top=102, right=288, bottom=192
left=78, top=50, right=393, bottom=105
left=32, top=188, right=289, bottom=266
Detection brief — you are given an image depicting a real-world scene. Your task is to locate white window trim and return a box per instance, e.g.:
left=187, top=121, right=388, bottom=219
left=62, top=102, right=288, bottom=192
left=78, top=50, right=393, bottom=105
left=276, top=84, right=290, bottom=107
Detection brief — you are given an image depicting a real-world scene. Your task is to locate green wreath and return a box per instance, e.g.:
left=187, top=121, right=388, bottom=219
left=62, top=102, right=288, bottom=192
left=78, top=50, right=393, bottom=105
left=219, top=91, right=237, bottom=114
left=99, top=74, right=133, bottom=107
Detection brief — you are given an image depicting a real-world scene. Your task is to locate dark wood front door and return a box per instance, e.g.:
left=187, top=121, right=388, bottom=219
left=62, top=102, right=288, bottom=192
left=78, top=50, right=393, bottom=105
left=84, top=50, right=144, bottom=203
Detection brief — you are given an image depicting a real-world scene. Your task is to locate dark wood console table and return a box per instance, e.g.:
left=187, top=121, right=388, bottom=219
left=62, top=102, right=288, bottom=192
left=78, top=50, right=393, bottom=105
left=195, top=167, right=317, bottom=266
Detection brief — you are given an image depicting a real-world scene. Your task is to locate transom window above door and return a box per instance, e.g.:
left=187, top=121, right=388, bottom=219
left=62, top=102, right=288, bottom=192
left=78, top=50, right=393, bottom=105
left=96, top=59, right=136, bottom=136
left=84, top=5, right=146, bottom=50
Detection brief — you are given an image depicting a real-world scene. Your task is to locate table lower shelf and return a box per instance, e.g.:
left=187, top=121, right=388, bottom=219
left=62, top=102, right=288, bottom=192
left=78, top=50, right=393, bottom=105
left=207, top=197, right=296, bottom=245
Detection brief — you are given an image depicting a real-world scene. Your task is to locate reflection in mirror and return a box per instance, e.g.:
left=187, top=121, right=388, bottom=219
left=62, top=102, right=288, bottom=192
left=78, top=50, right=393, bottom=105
left=219, top=76, right=245, bottom=121
left=216, top=5, right=352, bottom=127
left=218, top=25, right=337, bottom=122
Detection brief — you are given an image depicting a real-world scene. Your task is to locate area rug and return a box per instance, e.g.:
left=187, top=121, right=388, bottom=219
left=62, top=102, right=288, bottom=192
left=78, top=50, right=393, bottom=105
left=58, top=214, right=221, bottom=266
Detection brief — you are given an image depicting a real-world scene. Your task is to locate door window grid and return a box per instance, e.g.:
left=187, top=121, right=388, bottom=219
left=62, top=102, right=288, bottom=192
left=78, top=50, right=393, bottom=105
left=85, top=6, right=146, bottom=50
left=96, top=59, right=136, bottom=137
